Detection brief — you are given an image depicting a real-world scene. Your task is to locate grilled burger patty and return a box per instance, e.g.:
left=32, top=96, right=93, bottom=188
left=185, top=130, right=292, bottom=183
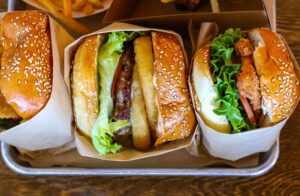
left=113, top=47, right=135, bottom=144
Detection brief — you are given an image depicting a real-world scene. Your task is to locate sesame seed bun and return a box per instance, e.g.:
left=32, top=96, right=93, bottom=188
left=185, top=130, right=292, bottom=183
left=191, top=45, right=231, bottom=133
left=191, top=28, right=300, bottom=132
left=71, top=34, right=105, bottom=138
left=0, top=91, right=19, bottom=119
left=152, top=32, right=196, bottom=146
left=71, top=31, right=196, bottom=150
left=249, top=28, right=300, bottom=125
left=0, top=11, right=52, bottom=120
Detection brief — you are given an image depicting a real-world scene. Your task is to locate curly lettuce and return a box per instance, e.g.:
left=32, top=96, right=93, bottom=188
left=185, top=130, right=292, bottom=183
left=210, top=28, right=254, bottom=133
left=91, top=31, right=144, bottom=155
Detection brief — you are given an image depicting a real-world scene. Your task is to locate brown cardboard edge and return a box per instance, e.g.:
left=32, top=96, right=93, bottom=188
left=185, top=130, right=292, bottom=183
left=104, top=10, right=269, bottom=24
left=103, top=0, right=267, bottom=23
left=262, top=0, right=276, bottom=31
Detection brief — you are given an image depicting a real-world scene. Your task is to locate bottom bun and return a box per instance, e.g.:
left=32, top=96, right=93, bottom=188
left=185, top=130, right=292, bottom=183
left=192, top=45, right=231, bottom=133
left=72, top=35, right=104, bottom=138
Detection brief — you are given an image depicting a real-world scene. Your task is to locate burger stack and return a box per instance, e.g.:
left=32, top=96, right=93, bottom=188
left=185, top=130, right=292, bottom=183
left=70, top=28, right=196, bottom=156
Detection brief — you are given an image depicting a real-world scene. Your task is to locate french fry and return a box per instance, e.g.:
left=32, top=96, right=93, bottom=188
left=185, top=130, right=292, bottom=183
left=131, top=64, right=151, bottom=150
left=82, top=2, right=95, bottom=15
left=37, top=0, right=92, bottom=34
left=88, top=0, right=104, bottom=9
left=210, top=0, right=220, bottom=13
left=63, top=0, right=72, bottom=17
left=49, top=0, right=62, bottom=11
left=72, top=0, right=88, bottom=11
left=134, top=36, right=158, bottom=137
left=161, top=0, right=175, bottom=3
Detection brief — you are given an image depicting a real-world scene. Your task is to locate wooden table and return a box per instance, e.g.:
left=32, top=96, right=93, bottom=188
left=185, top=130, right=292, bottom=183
left=0, top=0, right=299, bottom=195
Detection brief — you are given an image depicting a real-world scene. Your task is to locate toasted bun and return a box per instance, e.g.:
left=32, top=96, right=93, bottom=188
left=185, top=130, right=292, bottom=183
left=191, top=45, right=231, bottom=133
left=152, top=32, right=196, bottom=146
left=249, top=28, right=300, bottom=125
left=0, top=11, right=52, bottom=120
left=72, top=34, right=105, bottom=138
left=0, top=91, right=19, bottom=119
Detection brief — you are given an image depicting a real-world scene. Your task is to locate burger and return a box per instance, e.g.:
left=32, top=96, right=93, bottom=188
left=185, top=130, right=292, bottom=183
left=0, top=11, right=52, bottom=131
left=191, top=28, right=300, bottom=133
left=71, top=30, right=196, bottom=154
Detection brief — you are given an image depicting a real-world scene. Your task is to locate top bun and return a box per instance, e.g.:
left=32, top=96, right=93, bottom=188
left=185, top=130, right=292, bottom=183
left=0, top=11, right=52, bottom=120
left=249, top=28, right=300, bottom=125
left=152, top=32, right=196, bottom=146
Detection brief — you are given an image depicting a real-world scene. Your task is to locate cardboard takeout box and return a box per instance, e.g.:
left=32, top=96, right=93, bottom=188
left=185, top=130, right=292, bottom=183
left=103, top=0, right=275, bottom=36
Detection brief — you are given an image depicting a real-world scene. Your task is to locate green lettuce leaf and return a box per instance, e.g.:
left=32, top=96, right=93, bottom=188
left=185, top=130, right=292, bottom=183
left=91, top=31, right=144, bottom=155
left=210, top=28, right=254, bottom=133
left=0, top=119, right=20, bottom=130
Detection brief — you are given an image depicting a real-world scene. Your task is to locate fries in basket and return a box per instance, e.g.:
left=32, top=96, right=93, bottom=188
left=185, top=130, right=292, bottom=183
left=36, top=0, right=104, bottom=34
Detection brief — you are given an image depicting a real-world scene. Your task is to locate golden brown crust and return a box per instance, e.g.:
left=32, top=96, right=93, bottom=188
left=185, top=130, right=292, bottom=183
left=250, top=28, right=300, bottom=124
left=133, top=36, right=158, bottom=138
left=130, top=64, right=151, bottom=150
left=71, top=34, right=103, bottom=138
left=0, top=91, right=19, bottom=119
left=0, top=11, right=52, bottom=120
left=152, top=32, right=196, bottom=146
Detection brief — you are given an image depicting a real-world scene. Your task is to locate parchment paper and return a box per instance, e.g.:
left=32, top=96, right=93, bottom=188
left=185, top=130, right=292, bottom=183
left=0, top=11, right=74, bottom=151
left=188, top=22, right=300, bottom=161
left=17, top=139, right=258, bottom=168
left=64, top=22, right=196, bottom=161
left=22, top=0, right=112, bottom=18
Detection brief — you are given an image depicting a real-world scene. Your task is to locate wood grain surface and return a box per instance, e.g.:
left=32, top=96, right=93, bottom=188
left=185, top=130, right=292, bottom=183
left=0, top=0, right=300, bottom=195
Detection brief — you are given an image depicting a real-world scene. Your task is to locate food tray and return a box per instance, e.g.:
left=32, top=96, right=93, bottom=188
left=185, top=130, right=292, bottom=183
left=1, top=0, right=280, bottom=176
left=2, top=142, right=279, bottom=176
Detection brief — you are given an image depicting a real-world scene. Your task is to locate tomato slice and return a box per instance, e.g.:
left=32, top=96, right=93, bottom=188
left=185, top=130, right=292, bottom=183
left=238, top=93, right=256, bottom=126
left=231, top=54, right=237, bottom=64
left=111, top=59, right=123, bottom=103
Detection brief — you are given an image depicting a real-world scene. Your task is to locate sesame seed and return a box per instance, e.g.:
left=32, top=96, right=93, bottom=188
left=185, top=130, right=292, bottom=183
left=271, top=77, right=275, bottom=83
